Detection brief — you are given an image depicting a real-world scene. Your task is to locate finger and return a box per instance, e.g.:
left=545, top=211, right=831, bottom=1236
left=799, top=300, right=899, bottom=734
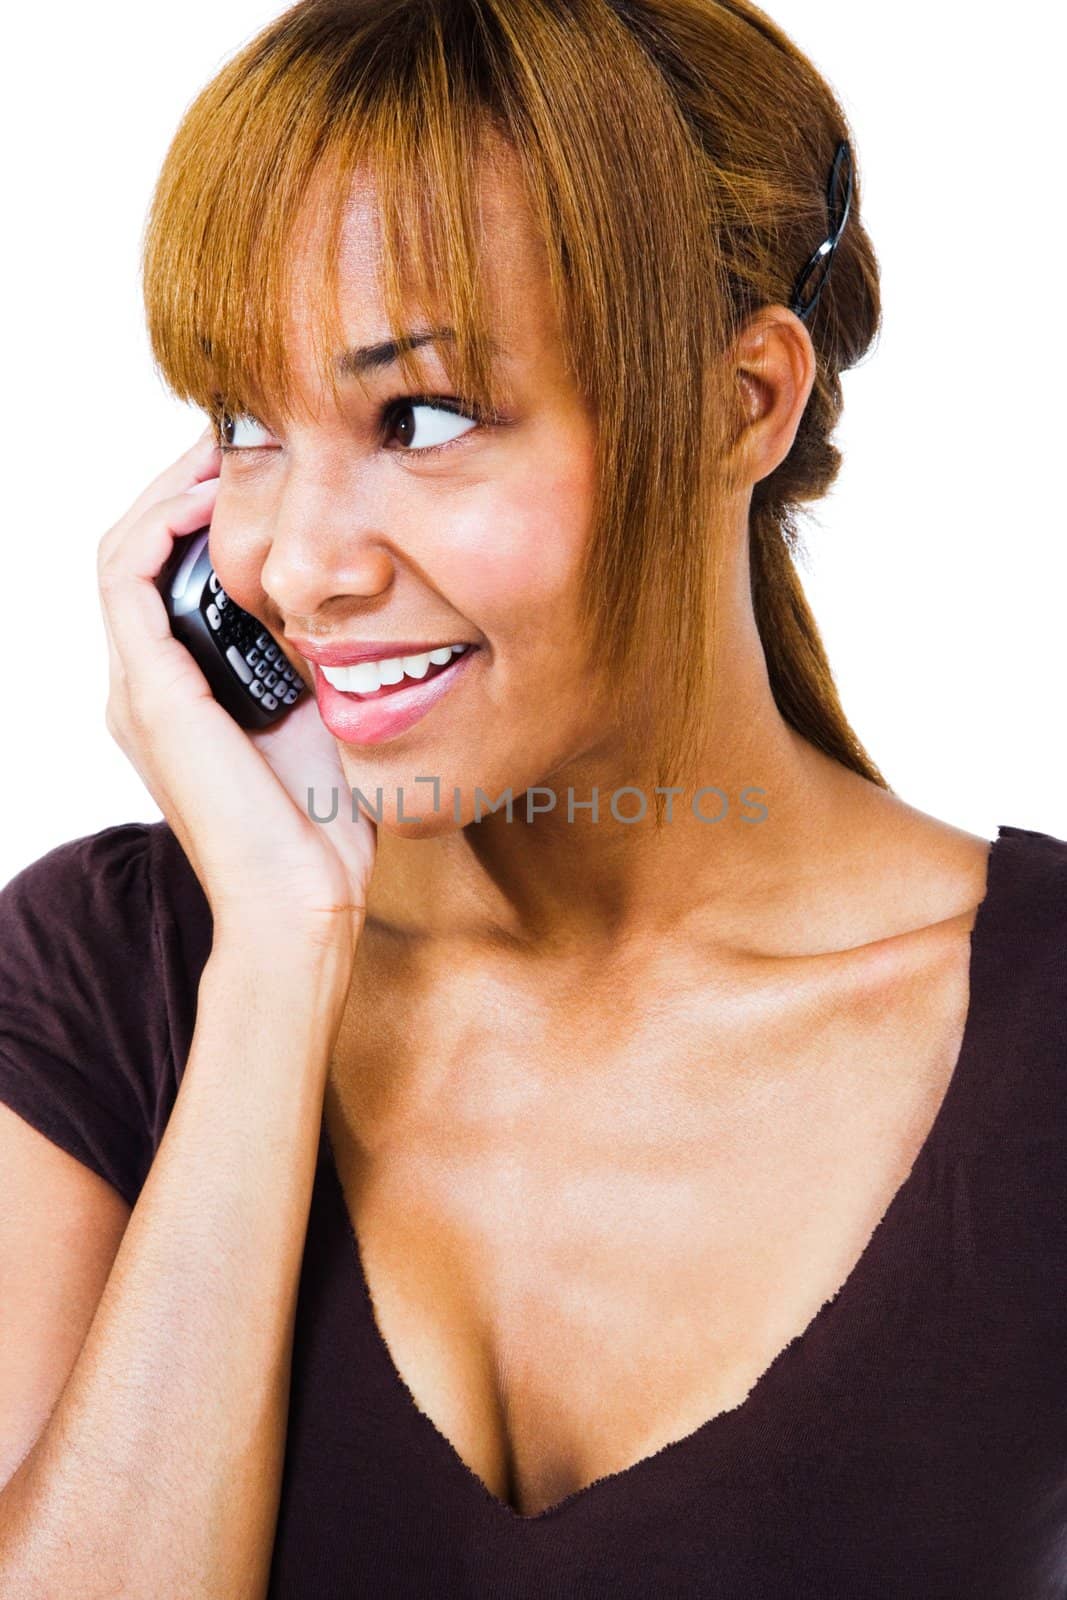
left=99, top=478, right=221, bottom=687
left=132, top=424, right=220, bottom=513
left=99, top=426, right=221, bottom=558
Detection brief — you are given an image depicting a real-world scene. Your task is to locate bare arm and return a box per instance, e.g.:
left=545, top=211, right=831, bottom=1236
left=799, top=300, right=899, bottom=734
left=0, top=933, right=353, bottom=1600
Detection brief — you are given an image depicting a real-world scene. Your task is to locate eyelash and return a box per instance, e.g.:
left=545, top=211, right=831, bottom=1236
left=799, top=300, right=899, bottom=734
left=212, top=395, right=495, bottom=459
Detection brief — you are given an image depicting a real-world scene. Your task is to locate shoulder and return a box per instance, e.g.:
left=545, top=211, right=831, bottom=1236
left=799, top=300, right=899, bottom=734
left=958, top=822, right=1067, bottom=1151
left=985, top=823, right=1067, bottom=975
left=0, top=817, right=214, bottom=1082
left=0, top=821, right=155, bottom=970
left=2, top=819, right=153, bottom=899
left=1, top=818, right=210, bottom=962
left=950, top=825, right=1067, bottom=1271
left=990, top=821, right=1067, bottom=876
left=0, top=820, right=212, bottom=1206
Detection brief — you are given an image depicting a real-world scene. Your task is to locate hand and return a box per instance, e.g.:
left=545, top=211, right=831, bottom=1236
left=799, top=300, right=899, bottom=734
left=97, top=427, right=377, bottom=960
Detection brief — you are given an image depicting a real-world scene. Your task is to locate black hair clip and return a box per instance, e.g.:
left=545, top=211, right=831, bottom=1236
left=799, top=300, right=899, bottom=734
left=789, top=139, right=854, bottom=323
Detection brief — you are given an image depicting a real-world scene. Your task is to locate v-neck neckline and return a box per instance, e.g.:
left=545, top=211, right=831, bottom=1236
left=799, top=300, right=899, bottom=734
left=317, top=826, right=1007, bottom=1525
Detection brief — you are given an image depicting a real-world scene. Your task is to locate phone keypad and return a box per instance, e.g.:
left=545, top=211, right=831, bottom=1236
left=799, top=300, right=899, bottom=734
left=200, top=576, right=306, bottom=714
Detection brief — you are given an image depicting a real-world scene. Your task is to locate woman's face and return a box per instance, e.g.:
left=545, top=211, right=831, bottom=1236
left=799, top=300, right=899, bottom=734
left=208, top=152, right=612, bottom=832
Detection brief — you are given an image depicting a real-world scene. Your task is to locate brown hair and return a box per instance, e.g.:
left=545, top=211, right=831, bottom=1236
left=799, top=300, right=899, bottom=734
left=142, top=0, right=890, bottom=819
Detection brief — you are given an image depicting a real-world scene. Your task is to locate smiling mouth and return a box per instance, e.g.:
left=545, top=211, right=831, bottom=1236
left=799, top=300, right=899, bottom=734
left=320, top=646, right=477, bottom=700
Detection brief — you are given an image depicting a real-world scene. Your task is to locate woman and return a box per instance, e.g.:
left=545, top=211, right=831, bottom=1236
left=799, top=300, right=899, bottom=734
left=1, top=0, right=1064, bottom=1594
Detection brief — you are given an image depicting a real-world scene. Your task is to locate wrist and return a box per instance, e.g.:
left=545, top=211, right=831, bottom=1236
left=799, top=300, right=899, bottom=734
left=206, top=912, right=359, bottom=1004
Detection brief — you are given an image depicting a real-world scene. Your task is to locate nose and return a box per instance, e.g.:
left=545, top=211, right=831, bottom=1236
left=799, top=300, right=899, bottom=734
left=258, top=472, right=396, bottom=621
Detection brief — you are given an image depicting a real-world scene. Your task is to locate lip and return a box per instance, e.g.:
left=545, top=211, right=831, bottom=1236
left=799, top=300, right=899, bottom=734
left=287, top=635, right=472, bottom=667
left=312, top=645, right=481, bottom=746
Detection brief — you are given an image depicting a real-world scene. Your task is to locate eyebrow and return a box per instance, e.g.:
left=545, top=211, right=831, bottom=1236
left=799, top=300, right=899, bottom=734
left=333, top=327, right=503, bottom=377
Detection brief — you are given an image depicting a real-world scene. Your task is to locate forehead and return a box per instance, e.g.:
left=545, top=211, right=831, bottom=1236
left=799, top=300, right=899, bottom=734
left=283, top=142, right=553, bottom=378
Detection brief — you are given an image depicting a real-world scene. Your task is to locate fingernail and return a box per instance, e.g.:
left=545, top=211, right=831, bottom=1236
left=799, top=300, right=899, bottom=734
left=184, top=475, right=221, bottom=494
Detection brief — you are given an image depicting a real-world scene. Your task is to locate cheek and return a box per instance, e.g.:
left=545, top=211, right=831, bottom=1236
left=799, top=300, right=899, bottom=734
left=443, top=475, right=591, bottom=644
left=203, top=511, right=272, bottom=613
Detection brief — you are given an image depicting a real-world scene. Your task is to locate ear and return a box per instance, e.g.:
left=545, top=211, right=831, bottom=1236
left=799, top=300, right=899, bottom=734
left=730, top=306, right=817, bottom=486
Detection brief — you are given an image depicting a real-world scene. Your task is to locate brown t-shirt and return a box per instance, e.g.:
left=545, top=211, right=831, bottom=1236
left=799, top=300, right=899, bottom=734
left=1, top=819, right=1066, bottom=1598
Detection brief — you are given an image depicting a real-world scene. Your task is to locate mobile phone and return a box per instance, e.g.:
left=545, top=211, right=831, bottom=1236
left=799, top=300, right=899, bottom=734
left=155, top=527, right=307, bottom=729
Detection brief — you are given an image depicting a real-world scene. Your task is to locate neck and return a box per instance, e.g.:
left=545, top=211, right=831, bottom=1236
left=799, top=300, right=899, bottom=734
left=361, top=559, right=892, bottom=961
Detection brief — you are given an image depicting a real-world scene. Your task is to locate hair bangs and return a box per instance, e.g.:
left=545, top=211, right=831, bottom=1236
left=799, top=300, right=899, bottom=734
left=142, top=11, right=510, bottom=438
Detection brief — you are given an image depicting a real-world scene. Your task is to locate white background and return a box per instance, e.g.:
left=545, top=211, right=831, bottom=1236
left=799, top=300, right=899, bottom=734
left=2, top=1, right=1064, bottom=886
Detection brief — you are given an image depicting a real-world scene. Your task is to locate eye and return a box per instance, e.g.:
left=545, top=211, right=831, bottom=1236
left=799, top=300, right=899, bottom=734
left=215, top=412, right=275, bottom=453
left=381, top=397, right=481, bottom=455
left=210, top=395, right=495, bottom=459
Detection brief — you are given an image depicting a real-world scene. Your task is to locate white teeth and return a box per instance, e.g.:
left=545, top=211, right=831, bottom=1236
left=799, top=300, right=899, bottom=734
left=320, top=643, right=470, bottom=693
left=343, top=661, right=384, bottom=694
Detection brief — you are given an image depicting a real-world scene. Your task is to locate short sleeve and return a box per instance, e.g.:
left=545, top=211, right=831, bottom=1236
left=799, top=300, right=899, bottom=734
left=0, top=823, right=179, bottom=1208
